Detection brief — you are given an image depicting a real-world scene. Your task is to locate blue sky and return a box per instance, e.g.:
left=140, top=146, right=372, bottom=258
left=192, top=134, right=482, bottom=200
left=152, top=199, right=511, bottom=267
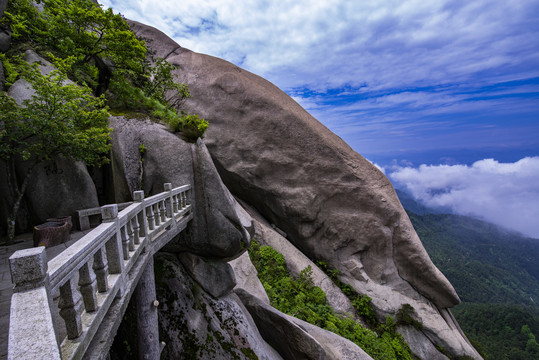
left=101, top=0, right=539, bottom=237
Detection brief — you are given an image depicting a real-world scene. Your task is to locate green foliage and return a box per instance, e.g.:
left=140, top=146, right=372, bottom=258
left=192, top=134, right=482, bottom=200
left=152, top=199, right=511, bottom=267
left=4, top=0, right=146, bottom=93
left=403, top=207, right=539, bottom=360
left=249, top=240, right=414, bottom=360
left=167, top=112, right=209, bottom=141
left=0, top=54, right=21, bottom=87
left=142, top=57, right=191, bottom=108
left=3, top=0, right=207, bottom=141
left=451, top=303, right=539, bottom=360
left=0, top=57, right=111, bottom=242
left=406, top=211, right=539, bottom=306
left=316, top=260, right=379, bottom=327
left=0, top=59, right=111, bottom=165
left=42, top=0, right=146, bottom=93
left=396, top=304, right=423, bottom=330
left=105, top=63, right=205, bottom=140
left=2, top=0, right=47, bottom=46
left=351, top=294, right=379, bottom=328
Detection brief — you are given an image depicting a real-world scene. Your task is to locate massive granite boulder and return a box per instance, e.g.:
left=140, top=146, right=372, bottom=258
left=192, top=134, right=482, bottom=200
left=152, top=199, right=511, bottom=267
left=131, top=21, right=482, bottom=359
left=154, top=253, right=283, bottom=360
left=109, top=116, right=252, bottom=260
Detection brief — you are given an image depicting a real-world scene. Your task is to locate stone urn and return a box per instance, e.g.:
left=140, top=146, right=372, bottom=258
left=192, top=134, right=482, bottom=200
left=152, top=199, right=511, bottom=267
left=33, top=216, right=72, bottom=247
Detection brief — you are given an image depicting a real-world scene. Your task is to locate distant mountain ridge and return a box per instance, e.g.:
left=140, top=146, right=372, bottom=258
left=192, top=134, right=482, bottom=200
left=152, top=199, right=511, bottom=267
left=396, top=189, right=539, bottom=359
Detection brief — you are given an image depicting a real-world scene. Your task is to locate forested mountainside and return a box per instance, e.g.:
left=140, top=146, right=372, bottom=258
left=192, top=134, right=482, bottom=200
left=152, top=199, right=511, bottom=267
left=399, top=192, right=539, bottom=360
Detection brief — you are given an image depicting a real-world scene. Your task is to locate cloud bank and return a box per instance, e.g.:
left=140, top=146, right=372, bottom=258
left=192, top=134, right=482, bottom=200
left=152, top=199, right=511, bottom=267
left=389, top=157, right=539, bottom=238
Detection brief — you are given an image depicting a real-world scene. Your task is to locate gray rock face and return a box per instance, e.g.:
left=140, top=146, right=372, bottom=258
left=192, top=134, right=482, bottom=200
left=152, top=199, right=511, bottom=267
left=398, top=326, right=449, bottom=360
left=130, top=21, right=481, bottom=359
left=140, top=24, right=458, bottom=308
left=244, top=201, right=358, bottom=317
left=23, top=156, right=99, bottom=223
left=155, top=253, right=283, bottom=360
left=110, top=116, right=252, bottom=260
left=229, top=251, right=270, bottom=305
left=0, top=29, right=11, bottom=53
left=0, top=0, right=7, bottom=18
left=188, top=139, right=252, bottom=259
left=178, top=252, right=236, bottom=298
left=109, top=116, right=193, bottom=202
left=237, top=289, right=373, bottom=360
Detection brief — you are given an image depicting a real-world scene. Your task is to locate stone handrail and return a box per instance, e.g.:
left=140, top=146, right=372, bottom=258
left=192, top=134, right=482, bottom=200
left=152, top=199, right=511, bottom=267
left=8, top=183, right=192, bottom=360
left=76, top=201, right=133, bottom=231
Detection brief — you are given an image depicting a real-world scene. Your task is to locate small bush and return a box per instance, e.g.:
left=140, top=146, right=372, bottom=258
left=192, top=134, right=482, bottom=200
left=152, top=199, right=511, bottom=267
left=248, top=240, right=414, bottom=360
left=396, top=304, right=423, bottom=330
left=168, top=113, right=208, bottom=141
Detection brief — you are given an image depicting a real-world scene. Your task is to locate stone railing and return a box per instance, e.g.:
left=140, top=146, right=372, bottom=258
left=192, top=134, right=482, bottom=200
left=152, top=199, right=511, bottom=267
left=8, top=183, right=192, bottom=360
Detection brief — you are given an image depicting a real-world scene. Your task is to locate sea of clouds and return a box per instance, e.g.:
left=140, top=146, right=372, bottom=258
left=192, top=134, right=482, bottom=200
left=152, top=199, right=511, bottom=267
left=385, top=157, right=539, bottom=239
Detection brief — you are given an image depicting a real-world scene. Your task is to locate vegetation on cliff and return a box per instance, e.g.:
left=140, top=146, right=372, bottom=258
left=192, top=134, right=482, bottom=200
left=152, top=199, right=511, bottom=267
left=248, top=239, right=416, bottom=360
left=0, top=0, right=207, bottom=242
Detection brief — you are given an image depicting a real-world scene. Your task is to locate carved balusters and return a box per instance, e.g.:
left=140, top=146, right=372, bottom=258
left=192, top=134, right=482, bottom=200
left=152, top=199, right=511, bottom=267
left=120, top=225, right=130, bottom=260
left=134, top=190, right=148, bottom=239
left=164, top=183, right=174, bottom=218
left=147, top=205, right=155, bottom=231
left=132, top=215, right=141, bottom=245
left=78, top=262, right=98, bottom=312
left=181, top=191, right=187, bottom=208
left=102, top=204, right=124, bottom=276
left=137, top=210, right=147, bottom=239
left=159, top=200, right=166, bottom=222
left=153, top=204, right=161, bottom=227
left=59, top=279, right=83, bottom=339
left=93, top=248, right=109, bottom=292
left=126, top=220, right=135, bottom=251
left=173, top=193, right=179, bottom=213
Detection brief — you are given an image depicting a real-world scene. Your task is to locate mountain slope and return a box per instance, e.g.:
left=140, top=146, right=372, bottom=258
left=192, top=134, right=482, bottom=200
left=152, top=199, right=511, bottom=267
left=398, top=190, right=539, bottom=359
left=407, top=211, right=539, bottom=306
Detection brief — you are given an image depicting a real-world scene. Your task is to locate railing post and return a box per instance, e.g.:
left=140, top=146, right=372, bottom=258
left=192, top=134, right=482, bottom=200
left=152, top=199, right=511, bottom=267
left=8, top=247, right=61, bottom=360
left=126, top=220, right=135, bottom=252
left=164, top=183, right=174, bottom=218
left=134, top=190, right=148, bottom=241
left=180, top=191, right=186, bottom=209
left=101, top=204, right=125, bottom=297
left=93, top=248, right=109, bottom=292
left=58, top=278, right=84, bottom=339
left=153, top=203, right=161, bottom=227
left=78, top=262, right=98, bottom=312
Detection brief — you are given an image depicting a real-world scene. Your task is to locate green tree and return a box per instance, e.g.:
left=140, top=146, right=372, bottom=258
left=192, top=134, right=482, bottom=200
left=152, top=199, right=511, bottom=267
left=3, top=0, right=147, bottom=94
left=0, top=59, right=111, bottom=243
left=42, top=0, right=147, bottom=94
left=141, top=57, right=191, bottom=109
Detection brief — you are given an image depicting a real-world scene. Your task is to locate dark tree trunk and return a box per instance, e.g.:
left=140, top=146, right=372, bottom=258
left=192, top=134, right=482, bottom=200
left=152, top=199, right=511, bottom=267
left=5, top=159, right=35, bottom=244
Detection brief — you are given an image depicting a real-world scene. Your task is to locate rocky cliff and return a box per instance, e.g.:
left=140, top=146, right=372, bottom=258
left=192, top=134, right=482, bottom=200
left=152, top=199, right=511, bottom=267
left=129, top=20, right=483, bottom=359
left=0, top=7, right=484, bottom=358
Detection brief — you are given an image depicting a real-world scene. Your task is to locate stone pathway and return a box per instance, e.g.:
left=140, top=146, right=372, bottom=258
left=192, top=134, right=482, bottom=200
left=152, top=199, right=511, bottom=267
left=0, top=230, right=91, bottom=360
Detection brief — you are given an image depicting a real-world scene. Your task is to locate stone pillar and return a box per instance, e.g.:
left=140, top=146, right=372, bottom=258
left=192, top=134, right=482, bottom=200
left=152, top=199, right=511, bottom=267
left=134, top=256, right=161, bottom=360
left=8, top=247, right=61, bottom=359
left=102, top=204, right=125, bottom=298
left=164, top=183, right=173, bottom=218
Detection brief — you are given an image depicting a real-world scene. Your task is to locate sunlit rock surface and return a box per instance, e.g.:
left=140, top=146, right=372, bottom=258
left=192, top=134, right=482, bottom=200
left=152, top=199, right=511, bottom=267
left=131, top=20, right=482, bottom=359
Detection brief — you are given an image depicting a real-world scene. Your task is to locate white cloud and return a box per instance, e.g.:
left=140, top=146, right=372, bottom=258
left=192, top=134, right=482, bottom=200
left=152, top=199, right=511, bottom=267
left=100, top=0, right=539, bottom=92
left=389, top=157, right=539, bottom=238
left=99, top=0, right=539, bottom=156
